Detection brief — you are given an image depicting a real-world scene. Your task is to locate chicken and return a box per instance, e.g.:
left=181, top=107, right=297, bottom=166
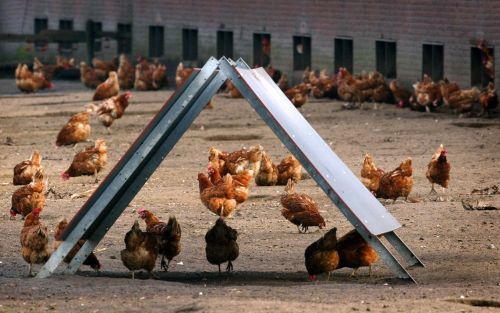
left=11, top=169, right=45, bottom=219
left=55, top=55, right=75, bottom=69
left=413, top=75, right=442, bottom=112
left=33, top=57, right=63, bottom=81
left=88, top=92, right=132, bottom=132
left=198, top=172, right=237, bottom=217
left=61, top=139, right=107, bottom=182
left=223, top=144, right=264, bottom=176
left=285, top=84, right=310, bottom=108
left=93, top=71, right=120, bottom=101
left=265, top=65, right=282, bottom=83
left=152, top=64, right=167, bottom=90
left=440, top=79, right=481, bottom=114
left=280, top=179, right=326, bottom=233
left=53, top=218, right=101, bottom=271
left=134, top=63, right=154, bottom=91
left=310, top=70, right=338, bottom=99
left=304, top=227, right=339, bottom=281
left=208, top=166, right=253, bottom=204
left=336, top=229, right=379, bottom=277
left=277, top=155, right=302, bottom=185
left=479, top=82, right=499, bottom=116
left=337, top=67, right=387, bottom=108
left=137, top=209, right=181, bottom=271
left=208, top=147, right=228, bottom=174
left=360, top=154, right=385, bottom=194
left=277, top=73, right=289, bottom=92
left=205, top=218, right=239, bottom=273
left=20, top=208, right=50, bottom=276
left=121, top=220, right=159, bottom=279
left=377, top=158, right=413, bottom=202
left=15, top=63, right=53, bottom=93
left=425, top=144, right=451, bottom=201
left=13, top=150, right=43, bottom=185
left=92, top=57, right=118, bottom=74
left=117, top=54, right=135, bottom=90
left=389, top=80, right=413, bottom=108
left=175, top=62, right=194, bottom=88
left=255, top=152, right=278, bottom=186
left=80, top=61, right=107, bottom=89
left=55, top=111, right=91, bottom=147
left=226, top=79, right=243, bottom=98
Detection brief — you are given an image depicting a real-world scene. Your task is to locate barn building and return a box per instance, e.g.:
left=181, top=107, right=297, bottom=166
left=0, top=0, right=497, bottom=87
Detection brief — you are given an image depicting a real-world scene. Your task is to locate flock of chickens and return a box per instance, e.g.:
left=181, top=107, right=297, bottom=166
left=11, top=120, right=451, bottom=281
left=11, top=53, right=452, bottom=281
left=270, top=66, right=498, bottom=117
left=14, top=51, right=498, bottom=118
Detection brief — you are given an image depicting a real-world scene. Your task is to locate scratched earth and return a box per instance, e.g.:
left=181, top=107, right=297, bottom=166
left=0, top=80, right=498, bottom=312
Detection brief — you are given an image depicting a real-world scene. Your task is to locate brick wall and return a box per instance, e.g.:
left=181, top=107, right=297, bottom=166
left=1, top=0, right=498, bottom=87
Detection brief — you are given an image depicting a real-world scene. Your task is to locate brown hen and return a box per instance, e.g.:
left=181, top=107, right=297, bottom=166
left=138, top=209, right=181, bottom=271
left=336, top=229, right=379, bottom=277
left=280, top=179, right=326, bottom=233
left=20, top=208, right=50, bottom=276
left=11, top=169, right=45, bottom=219
left=55, top=111, right=91, bottom=147
left=61, top=139, right=107, bottom=182
left=13, top=150, right=43, bottom=185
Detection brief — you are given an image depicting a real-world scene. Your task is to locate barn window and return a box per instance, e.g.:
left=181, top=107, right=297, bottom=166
left=422, top=44, right=444, bottom=81
left=293, top=36, right=311, bottom=70
left=253, top=33, right=271, bottom=67
left=334, top=38, right=353, bottom=73
left=117, top=23, right=132, bottom=54
left=376, top=41, right=397, bottom=78
left=58, top=19, right=73, bottom=52
left=182, top=28, right=198, bottom=61
left=149, top=26, right=164, bottom=57
left=471, top=46, right=494, bottom=87
left=217, top=30, right=233, bottom=59
left=34, top=18, right=48, bottom=48
left=93, top=22, right=102, bottom=52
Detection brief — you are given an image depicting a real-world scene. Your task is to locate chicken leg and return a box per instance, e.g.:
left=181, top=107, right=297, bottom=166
left=438, top=186, right=449, bottom=202
left=28, top=263, right=34, bottom=277
left=226, top=260, right=233, bottom=272
left=93, top=168, right=99, bottom=183
left=350, top=268, right=358, bottom=277
left=160, top=256, right=169, bottom=271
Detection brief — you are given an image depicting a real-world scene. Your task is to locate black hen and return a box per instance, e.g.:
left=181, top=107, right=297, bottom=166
left=205, top=218, right=239, bottom=273
left=304, top=227, right=339, bottom=281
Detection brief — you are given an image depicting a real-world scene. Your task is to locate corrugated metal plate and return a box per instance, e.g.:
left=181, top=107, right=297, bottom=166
left=236, top=67, right=401, bottom=235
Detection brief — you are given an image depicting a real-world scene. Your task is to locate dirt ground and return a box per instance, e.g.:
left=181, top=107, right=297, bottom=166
left=0, top=79, right=499, bottom=313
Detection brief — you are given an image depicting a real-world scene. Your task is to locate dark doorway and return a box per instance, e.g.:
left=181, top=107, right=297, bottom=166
left=422, top=44, right=444, bottom=81
left=149, top=26, right=164, bottom=58
left=253, top=33, right=271, bottom=67
left=334, top=38, right=353, bottom=73
left=376, top=41, right=397, bottom=78
left=293, top=36, right=311, bottom=70
left=217, top=30, right=233, bottom=59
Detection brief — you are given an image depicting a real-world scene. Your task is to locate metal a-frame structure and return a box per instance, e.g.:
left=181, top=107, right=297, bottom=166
left=37, top=57, right=424, bottom=281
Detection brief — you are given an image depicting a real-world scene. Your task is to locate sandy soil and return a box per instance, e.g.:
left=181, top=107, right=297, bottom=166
left=0, top=80, right=499, bottom=312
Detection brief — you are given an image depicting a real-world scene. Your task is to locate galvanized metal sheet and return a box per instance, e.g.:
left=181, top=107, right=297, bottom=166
left=235, top=67, right=401, bottom=235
